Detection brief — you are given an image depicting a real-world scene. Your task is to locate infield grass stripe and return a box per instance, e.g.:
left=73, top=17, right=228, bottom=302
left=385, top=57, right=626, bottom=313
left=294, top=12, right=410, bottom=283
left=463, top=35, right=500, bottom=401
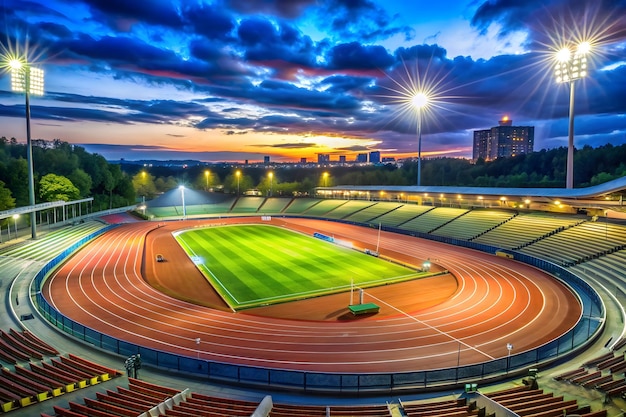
left=198, top=228, right=294, bottom=301
left=177, top=232, right=243, bottom=304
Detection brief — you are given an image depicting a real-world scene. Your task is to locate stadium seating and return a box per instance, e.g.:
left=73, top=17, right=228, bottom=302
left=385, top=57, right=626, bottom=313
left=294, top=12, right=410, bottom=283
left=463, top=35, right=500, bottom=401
left=343, top=201, right=403, bottom=223
left=432, top=208, right=517, bottom=240
left=258, top=197, right=294, bottom=213
left=231, top=196, right=266, bottom=213
left=472, top=212, right=583, bottom=249
left=282, top=198, right=321, bottom=213
left=399, top=207, right=468, bottom=234
left=373, top=204, right=433, bottom=227
left=320, top=200, right=377, bottom=219
left=518, top=221, right=626, bottom=266
left=482, top=386, right=597, bottom=416
left=0, top=327, right=122, bottom=414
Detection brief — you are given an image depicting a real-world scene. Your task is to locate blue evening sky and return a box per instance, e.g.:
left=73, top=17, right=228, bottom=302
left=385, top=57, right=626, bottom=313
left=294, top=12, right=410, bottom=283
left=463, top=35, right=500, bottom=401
left=1, top=0, right=625, bottom=162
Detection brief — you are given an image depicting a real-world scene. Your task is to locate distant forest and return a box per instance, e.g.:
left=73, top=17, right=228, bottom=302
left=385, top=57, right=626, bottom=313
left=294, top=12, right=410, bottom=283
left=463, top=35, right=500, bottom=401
left=1, top=137, right=625, bottom=222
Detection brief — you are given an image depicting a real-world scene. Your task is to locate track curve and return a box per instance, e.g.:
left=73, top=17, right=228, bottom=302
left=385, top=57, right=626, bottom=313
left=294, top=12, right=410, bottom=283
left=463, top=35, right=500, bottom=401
left=42, top=217, right=581, bottom=374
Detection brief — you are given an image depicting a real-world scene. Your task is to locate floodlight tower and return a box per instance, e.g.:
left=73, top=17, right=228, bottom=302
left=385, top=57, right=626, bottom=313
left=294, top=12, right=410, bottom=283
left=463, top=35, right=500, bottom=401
left=9, top=58, right=44, bottom=239
left=268, top=172, right=273, bottom=197
left=179, top=185, right=186, bottom=220
left=412, top=92, right=429, bottom=187
left=554, top=41, right=591, bottom=189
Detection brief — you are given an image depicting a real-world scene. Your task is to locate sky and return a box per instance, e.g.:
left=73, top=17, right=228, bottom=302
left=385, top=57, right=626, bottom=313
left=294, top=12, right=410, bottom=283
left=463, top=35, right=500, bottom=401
left=0, top=0, right=625, bottom=163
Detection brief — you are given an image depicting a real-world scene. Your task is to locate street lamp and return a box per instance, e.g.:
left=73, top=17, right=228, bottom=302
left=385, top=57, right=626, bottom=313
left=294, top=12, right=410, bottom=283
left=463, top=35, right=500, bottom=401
left=235, top=170, right=241, bottom=195
left=179, top=185, right=186, bottom=220
left=9, top=58, right=44, bottom=239
left=554, top=41, right=591, bottom=189
left=204, top=170, right=210, bottom=191
left=411, top=92, right=429, bottom=187
left=12, top=214, right=19, bottom=240
left=268, top=172, right=273, bottom=197
left=323, top=172, right=329, bottom=187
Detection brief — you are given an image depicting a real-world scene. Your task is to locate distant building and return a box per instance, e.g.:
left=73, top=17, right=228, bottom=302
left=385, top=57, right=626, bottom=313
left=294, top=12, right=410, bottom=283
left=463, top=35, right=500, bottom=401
left=369, top=151, right=381, bottom=164
left=382, top=157, right=396, bottom=163
left=317, top=154, right=330, bottom=164
left=300, top=157, right=307, bottom=164
left=264, top=156, right=270, bottom=164
left=339, top=155, right=346, bottom=163
left=473, top=117, right=534, bottom=161
left=356, top=153, right=368, bottom=163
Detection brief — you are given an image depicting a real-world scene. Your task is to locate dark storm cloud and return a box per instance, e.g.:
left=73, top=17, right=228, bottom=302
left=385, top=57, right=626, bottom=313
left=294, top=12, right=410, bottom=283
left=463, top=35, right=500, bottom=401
left=318, top=75, right=375, bottom=93
left=225, top=0, right=315, bottom=19
left=237, top=18, right=317, bottom=71
left=183, top=3, right=236, bottom=40
left=313, top=0, right=414, bottom=42
left=79, top=0, right=183, bottom=30
left=471, top=0, right=626, bottom=47
left=326, top=42, right=394, bottom=70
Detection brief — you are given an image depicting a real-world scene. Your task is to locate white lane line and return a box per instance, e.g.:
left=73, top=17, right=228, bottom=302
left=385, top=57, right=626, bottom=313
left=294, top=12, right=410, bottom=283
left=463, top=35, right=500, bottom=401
left=365, top=292, right=496, bottom=360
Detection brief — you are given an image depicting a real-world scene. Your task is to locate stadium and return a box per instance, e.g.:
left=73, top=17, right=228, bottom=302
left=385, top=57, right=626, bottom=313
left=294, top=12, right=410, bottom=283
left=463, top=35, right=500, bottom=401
left=1, top=178, right=626, bottom=417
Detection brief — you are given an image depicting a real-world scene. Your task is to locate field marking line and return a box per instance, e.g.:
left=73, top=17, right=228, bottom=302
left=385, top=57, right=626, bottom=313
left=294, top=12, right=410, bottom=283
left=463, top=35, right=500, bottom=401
left=365, top=292, right=496, bottom=361
left=175, top=233, right=240, bottom=304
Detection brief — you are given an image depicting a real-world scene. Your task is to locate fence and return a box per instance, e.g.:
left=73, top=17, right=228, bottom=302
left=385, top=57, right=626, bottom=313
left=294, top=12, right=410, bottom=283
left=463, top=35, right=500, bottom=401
left=32, top=218, right=606, bottom=394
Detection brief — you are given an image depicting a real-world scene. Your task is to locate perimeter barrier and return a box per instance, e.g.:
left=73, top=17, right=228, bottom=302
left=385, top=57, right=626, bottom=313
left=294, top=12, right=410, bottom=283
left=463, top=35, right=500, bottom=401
left=32, top=217, right=606, bottom=394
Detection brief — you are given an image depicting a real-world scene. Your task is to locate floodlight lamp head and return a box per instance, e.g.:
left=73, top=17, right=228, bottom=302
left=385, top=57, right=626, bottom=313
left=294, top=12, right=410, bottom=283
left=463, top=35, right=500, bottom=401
left=556, top=47, right=571, bottom=62
left=411, top=92, right=428, bottom=109
left=9, top=59, right=23, bottom=70
left=178, top=185, right=185, bottom=190
left=577, top=41, right=591, bottom=55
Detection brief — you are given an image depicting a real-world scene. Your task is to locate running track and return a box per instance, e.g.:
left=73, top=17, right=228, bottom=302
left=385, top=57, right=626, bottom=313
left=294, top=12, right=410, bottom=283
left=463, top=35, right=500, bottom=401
left=43, top=218, right=581, bottom=374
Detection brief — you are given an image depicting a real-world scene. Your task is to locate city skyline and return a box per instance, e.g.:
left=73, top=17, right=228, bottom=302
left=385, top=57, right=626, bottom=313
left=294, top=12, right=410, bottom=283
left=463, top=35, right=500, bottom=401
left=1, top=0, right=625, bottom=163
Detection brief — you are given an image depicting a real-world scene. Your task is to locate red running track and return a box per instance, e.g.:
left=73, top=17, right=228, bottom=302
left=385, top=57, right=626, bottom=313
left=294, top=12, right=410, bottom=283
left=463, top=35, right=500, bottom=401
left=42, top=218, right=581, bottom=374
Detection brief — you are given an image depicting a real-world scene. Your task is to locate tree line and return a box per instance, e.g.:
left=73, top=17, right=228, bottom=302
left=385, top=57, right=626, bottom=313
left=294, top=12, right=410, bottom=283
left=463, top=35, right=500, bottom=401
left=0, top=137, right=135, bottom=219
left=131, top=143, right=626, bottom=200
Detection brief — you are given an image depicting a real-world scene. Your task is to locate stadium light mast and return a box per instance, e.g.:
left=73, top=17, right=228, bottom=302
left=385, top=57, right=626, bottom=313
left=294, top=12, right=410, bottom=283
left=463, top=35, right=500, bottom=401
left=9, top=57, right=44, bottom=239
left=554, top=41, right=591, bottom=189
left=411, top=92, right=429, bottom=187
left=179, top=185, right=186, bottom=220
left=268, top=172, right=273, bottom=197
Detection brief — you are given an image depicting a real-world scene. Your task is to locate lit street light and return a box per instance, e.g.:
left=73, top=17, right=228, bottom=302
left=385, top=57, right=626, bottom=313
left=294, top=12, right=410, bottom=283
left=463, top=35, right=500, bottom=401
left=204, top=170, right=210, bottom=191
left=323, top=172, right=329, bottom=187
left=236, top=170, right=241, bottom=195
left=179, top=185, right=186, bottom=220
left=8, top=57, right=44, bottom=239
left=412, top=92, right=429, bottom=187
left=12, top=214, right=19, bottom=240
left=554, top=41, right=591, bottom=189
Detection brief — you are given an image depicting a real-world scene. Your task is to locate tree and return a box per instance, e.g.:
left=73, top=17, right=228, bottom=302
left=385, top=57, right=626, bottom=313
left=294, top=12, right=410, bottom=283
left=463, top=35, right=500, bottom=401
left=0, top=180, right=15, bottom=211
left=68, top=168, right=93, bottom=198
left=39, top=173, right=80, bottom=202
left=132, top=171, right=157, bottom=201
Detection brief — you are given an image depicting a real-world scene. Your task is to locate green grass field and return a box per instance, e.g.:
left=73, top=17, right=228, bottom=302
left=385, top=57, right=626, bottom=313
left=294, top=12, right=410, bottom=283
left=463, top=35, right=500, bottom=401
left=174, top=224, right=426, bottom=310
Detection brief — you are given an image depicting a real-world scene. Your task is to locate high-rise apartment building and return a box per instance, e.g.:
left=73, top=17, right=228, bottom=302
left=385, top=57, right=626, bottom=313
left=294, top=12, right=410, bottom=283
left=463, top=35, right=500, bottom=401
left=473, top=117, right=534, bottom=161
left=317, top=154, right=330, bottom=164
left=369, top=151, right=381, bottom=164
